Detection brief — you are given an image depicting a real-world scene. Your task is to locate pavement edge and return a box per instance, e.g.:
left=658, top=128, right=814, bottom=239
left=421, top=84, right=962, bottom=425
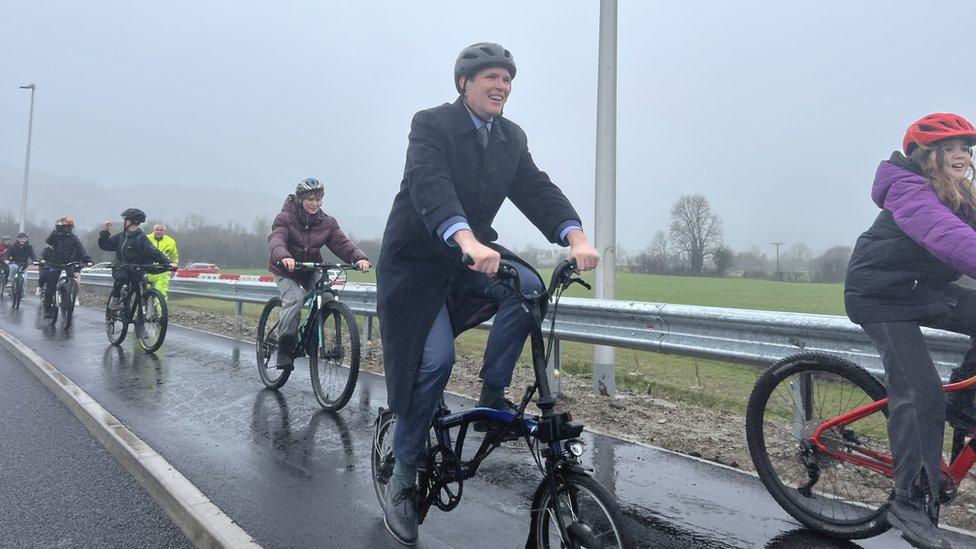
left=0, top=328, right=261, bottom=549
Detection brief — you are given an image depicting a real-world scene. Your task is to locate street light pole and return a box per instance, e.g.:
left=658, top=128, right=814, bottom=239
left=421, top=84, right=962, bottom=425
left=593, top=0, right=618, bottom=397
left=18, top=83, right=36, bottom=234
left=771, top=241, right=784, bottom=280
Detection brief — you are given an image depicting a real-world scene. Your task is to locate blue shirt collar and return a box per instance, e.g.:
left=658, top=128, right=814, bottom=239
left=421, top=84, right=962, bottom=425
left=463, top=101, right=492, bottom=131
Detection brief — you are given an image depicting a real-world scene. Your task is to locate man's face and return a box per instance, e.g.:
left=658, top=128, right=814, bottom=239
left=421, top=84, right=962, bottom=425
left=461, top=67, right=512, bottom=121
left=17, top=236, right=27, bottom=245
left=154, top=226, right=166, bottom=238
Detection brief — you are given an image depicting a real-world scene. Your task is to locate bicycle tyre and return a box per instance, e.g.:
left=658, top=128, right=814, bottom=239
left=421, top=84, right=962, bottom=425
left=105, top=293, right=129, bottom=345
left=137, top=288, right=168, bottom=353
left=12, top=276, right=23, bottom=310
left=746, top=352, right=892, bottom=539
left=531, top=470, right=630, bottom=548
left=256, top=297, right=290, bottom=389
left=48, top=281, right=61, bottom=327
left=60, top=279, right=76, bottom=330
left=371, top=409, right=397, bottom=513
left=310, top=301, right=361, bottom=411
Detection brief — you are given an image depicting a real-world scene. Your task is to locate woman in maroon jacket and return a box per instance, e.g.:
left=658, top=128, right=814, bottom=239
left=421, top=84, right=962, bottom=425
left=267, top=178, right=371, bottom=369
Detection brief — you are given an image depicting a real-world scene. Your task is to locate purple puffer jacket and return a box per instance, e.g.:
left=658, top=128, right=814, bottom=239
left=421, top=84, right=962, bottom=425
left=873, top=161, right=976, bottom=278
left=267, top=195, right=368, bottom=285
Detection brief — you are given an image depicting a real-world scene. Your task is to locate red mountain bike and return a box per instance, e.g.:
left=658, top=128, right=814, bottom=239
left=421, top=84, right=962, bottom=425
left=746, top=352, right=976, bottom=539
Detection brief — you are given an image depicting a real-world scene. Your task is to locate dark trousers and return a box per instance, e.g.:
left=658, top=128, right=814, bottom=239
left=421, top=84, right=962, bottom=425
left=393, top=262, right=543, bottom=468
left=861, top=284, right=976, bottom=499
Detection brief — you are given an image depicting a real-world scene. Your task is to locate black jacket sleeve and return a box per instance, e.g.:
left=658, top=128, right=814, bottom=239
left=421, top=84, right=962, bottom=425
left=506, top=130, right=581, bottom=245
left=98, top=231, right=119, bottom=252
left=403, top=110, right=468, bottom=236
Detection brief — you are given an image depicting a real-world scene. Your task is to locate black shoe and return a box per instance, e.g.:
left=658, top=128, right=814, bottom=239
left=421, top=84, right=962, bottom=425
left=887, top=497, right=953, bottom=549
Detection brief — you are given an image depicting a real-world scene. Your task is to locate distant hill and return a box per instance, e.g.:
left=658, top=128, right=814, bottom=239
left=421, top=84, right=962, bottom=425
left=0, top=166, right=384, bottom=238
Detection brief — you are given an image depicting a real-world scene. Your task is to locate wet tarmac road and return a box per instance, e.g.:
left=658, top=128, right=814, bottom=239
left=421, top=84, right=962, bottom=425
left=1, top=297, right=972, bottom=548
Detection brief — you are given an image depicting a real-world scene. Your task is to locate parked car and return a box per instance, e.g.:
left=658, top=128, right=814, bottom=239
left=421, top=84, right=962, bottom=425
left=82, top=261, right=113, bottom=273
left=175, top=263, right=220, bottom=277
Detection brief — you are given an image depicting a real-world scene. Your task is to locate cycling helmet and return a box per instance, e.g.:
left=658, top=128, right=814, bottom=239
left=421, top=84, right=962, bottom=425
left=295, top=177, right=324, bottom=198
left=454, top=42, right=516, bottom=94
left=903, top=113, right=976, bottom=154
left=55, top=216, right=74, bottom=232
left=17, top=232, right=27, bottom=238
left=1, top=235, right=10, bottom=242
left=121, top=208, right=147, bottom=223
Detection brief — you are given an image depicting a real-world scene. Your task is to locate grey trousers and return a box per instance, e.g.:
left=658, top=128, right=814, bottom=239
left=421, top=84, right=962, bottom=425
left=860, top=285, right=976, bottom=499
left=274, top=275, right=316, bottom=339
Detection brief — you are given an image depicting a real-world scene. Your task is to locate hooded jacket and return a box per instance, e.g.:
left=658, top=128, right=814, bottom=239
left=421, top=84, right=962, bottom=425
left=45, top=230, right=92, bottom=266
left=845, top=152, right=976, bottom=323
left=98, top=228, right=170, bottom=267
left=267, top=195, right=368, bottom=285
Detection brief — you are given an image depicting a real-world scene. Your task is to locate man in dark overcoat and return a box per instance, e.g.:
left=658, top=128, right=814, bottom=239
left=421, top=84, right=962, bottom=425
left=376, top=42, right=600, bottom=545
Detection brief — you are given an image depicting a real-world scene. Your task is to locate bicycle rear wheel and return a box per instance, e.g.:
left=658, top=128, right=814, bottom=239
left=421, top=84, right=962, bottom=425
left=746, top=352, right=892, bottom=539
left=310, top=301, right=361, bottom=411
left=530, top=471, right=629, bottom=548
left=256, top=297, right=291, bottom=389
left=105, top=293, right=129, bottom=345
left=136, top=289, right=168, bottom=353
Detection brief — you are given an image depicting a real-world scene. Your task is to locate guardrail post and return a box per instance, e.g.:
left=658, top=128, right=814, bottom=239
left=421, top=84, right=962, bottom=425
left=547, top=337, right=562, bottom=399
left=235, top=302, right=243, bottom=334
left=366, top=315, right=373, bottom=342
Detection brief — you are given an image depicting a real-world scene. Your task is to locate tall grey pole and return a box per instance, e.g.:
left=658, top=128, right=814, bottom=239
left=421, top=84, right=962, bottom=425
left=593, top=0, right=617, bottom=397
left=18, top=84, right=36, bottom=233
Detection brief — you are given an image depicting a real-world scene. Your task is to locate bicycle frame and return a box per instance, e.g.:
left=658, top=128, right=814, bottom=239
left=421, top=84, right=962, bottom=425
left=290, top=267, right=345, bottom=354
left=415, top=259, right=586, bottom=521
left=809, top=373, right=976, bottom=486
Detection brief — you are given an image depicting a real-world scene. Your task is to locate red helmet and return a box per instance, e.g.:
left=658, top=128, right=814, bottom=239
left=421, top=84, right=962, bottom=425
left=903, top=113, right=976, bottom=154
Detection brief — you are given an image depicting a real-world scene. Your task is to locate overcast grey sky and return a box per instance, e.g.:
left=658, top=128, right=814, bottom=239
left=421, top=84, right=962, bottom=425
left=2, top=1, right=973, bottom=255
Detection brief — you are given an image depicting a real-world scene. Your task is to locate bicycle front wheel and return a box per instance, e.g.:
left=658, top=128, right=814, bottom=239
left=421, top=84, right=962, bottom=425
left=105, top=294, right=129, bottom=345
left=136, top=289, right=168, bottom=353
left=309, top=301, right=361, bottom=411
left=60, top=281, right=76, bottom=330
left=12, top=276, right=23, bottom=310
left=531, top=471, right=629, bottom=548
left=746, top=352, right=892, bottom=539
left=256, top=297, right=290, bottom=389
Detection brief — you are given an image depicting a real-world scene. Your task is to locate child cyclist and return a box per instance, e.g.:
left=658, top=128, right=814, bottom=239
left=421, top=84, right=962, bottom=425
left=267, top=178, right=370, bottom=371
left=845, top=113, right=976, bottom=549
left=41, top=216, right=93, bottom=318
left=99, top=208, right=176, bottom=309
left=3, top=233, right=35, bottom=295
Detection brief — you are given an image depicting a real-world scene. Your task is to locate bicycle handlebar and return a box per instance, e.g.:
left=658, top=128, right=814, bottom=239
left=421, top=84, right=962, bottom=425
left=278, top=261, right=360, bottom=271
left=459, top=254, right=586, bottom=297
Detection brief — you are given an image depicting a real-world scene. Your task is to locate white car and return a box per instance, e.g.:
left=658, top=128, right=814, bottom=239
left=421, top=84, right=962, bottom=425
left=82, top=261, right=113, bottom=273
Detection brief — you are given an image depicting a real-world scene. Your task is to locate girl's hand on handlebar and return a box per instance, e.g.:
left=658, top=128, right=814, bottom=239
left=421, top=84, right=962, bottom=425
left=281, top=258, right=296, bottom=272
left=356, top=259, right=371, bottom=273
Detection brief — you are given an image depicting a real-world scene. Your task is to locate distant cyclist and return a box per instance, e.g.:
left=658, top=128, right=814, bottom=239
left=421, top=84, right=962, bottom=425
left=845, top=113, right=976, bottom=549
left=99, top=208, right=175, bottom=310
left=267, top=177, right=370, bottom=371
left=146, top=223, right=179, bottom=297
left=0, top=235, right=11, bottom=284
left=3, top=233, right=35, bottom=295
left=41, top=216, right=92, bottom=318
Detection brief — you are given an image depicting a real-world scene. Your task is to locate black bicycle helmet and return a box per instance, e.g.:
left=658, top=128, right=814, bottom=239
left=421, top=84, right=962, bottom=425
left=1, top=235, right=10, bottom=242
left=295, top=177, right=324, bottom=198
left=121, top=208, right=147, bottom=223
left=17, top=232, right=27, bottom=238
left=454, top=42, right=516, bottom=93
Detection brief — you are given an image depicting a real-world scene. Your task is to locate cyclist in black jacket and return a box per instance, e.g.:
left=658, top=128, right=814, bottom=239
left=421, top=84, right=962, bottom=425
left=3, top=233, right=35, bottom=292
left=98, top=208, right=173, bottom=310
left=41, top=217, right=93, bottom=318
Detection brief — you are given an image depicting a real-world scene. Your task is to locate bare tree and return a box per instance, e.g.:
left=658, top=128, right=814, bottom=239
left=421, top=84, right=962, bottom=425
left=787, top=242, right=811, bottom=272
left=669, top=195, right=723, bottom=275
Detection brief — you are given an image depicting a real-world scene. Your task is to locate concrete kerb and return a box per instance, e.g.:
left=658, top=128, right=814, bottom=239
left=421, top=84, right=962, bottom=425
left=0, top=329, right=261, bottom=549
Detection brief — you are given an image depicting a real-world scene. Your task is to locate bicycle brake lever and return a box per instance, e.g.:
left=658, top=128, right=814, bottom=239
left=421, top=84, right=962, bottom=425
left=572, top=277, right=592, bottom=290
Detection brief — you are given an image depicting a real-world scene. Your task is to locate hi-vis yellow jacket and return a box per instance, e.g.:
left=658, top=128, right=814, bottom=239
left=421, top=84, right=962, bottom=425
left=148, top=234, right=179, bottom=264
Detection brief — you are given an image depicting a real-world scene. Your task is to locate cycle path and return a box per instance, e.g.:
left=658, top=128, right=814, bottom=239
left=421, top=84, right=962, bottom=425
left=1, top=298, right=970, bottom=549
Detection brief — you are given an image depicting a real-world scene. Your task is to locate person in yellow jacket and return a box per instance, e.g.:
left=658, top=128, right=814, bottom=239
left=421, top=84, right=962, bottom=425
left=147, top=224, right=179, bottom=296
